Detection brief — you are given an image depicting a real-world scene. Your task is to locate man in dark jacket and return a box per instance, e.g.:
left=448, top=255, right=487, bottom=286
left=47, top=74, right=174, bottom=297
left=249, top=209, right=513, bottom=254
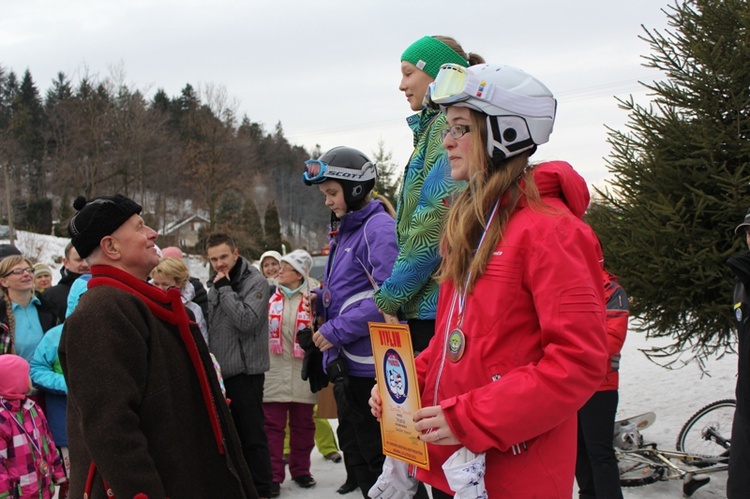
left=59, top=196, right=258, bottom=499
left=44, top=242, right=90, bottom=322
left=206, top=233, right=274, bottom=497
left=727, top=209, right=750, bottom=498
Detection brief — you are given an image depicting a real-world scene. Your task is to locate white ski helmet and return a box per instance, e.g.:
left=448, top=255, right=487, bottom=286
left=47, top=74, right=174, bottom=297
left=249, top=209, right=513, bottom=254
left=428, top=63, right=557, bottom=162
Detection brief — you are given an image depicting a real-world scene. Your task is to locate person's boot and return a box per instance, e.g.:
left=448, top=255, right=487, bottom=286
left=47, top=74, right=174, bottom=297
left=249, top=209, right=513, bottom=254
left=337, top=478, right=358, bottom=494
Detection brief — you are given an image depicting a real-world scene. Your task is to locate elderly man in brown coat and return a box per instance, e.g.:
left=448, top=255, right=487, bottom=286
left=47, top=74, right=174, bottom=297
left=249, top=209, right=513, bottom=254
left=59, top=194, right=258, bottom=499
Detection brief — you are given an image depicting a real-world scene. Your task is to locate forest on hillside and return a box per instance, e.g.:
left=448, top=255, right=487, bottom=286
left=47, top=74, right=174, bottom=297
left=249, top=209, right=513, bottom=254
left=0, top=65, right=340, bottom=257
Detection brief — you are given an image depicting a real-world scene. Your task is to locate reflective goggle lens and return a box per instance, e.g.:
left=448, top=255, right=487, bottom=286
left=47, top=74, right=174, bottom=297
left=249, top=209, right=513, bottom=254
left=430, top=64, right=470, bottom=104
left=303, top=159, right=327, bottom=183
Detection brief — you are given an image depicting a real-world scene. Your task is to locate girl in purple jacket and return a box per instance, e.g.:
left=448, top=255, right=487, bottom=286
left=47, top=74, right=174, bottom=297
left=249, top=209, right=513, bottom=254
left=302, top=146, right=398, bottom=496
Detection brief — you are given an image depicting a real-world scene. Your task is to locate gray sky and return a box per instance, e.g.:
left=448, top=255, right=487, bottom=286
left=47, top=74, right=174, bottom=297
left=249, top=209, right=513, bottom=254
left=2, top=0, right=671, bottom=188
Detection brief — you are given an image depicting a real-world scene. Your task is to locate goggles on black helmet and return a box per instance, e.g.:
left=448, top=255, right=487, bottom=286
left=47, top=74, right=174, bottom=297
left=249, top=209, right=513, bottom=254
left=302, top=158, right=377, bottom=186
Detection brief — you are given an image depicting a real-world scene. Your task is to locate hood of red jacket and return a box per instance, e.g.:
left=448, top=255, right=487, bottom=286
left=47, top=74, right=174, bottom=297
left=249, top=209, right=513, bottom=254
left=531, top=161, right=590, bottom=219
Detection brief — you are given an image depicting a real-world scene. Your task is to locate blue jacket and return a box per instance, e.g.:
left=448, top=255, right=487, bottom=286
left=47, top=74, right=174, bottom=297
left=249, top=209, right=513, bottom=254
left=314, top=200, right=398, bottom=378
left=30, top=324, right=67, bottom=445
left=28, top=274, right=90, bottom=447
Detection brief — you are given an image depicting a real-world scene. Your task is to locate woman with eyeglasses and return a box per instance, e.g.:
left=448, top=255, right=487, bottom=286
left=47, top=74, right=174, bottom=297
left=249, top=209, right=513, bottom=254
left=369, top=64, right=609, bottom=498
left=0, top=255, right=58, bottom=360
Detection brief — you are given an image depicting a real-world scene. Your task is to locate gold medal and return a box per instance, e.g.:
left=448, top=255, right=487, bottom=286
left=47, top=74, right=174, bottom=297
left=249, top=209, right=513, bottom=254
left=447, top=328, right=466, bottom=362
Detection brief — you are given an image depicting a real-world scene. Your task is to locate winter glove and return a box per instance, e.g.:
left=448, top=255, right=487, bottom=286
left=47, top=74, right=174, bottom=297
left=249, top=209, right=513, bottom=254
left=304, top=348, right=329, bottom=393
left=297, top=327, right=314, bottom=351
left=441, top=448, right=488, bottom=499
left=297, top=328, right=329, bottom=393
left=368, top=456, right=418, bottom=499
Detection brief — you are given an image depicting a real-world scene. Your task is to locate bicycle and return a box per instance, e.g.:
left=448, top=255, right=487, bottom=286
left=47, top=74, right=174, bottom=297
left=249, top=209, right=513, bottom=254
left=615, top=399, right=735, bottom=497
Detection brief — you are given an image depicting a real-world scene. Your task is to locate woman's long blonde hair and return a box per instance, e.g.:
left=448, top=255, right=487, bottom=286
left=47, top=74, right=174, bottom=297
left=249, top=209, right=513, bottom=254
left=437, top=109, right=542, bottom=294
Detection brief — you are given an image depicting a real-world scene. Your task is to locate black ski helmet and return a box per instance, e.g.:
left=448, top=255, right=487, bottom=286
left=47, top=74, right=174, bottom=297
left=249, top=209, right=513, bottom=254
left=302, top=146, right=378, bottom=209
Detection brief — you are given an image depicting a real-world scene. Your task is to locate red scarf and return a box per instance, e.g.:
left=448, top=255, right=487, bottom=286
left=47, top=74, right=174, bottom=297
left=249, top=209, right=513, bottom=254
left=87, top=265, right=224, bottom=454
left=268, top=289, right=309, bottom=359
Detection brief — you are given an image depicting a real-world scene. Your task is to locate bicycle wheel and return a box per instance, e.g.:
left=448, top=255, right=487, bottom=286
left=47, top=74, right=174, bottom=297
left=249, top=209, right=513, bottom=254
left=676, top=399, right=735, bottom=462
left=618, top=452, right=664, bottom=487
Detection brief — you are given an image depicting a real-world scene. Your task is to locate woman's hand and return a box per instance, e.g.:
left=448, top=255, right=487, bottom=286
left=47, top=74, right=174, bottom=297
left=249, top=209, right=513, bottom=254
left=414, top=405, right=460, bottom=446
left=312, top=330, right=333, bottom=351
left=302, top=291, right=317, bottom=316
left=369, top=383, right=383, bottom=421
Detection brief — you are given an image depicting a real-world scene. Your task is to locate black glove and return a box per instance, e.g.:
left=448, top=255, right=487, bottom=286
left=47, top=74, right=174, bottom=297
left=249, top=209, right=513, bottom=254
left=302, top=348, right=329, bottom=393
left=297, top=327, right=314, bottom=352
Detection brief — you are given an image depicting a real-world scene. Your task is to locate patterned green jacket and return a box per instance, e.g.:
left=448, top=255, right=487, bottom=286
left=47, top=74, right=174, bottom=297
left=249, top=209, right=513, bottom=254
left=374, top=108, right=465, bottom=320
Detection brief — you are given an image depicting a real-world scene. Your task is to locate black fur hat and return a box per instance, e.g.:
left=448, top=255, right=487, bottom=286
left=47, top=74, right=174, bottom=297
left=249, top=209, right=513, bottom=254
left=68, top=194, right=142, bottom=258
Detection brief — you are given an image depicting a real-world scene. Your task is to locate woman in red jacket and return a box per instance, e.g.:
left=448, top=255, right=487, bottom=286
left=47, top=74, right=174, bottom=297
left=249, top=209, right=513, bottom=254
left=371, top=63, right=609, bottom=498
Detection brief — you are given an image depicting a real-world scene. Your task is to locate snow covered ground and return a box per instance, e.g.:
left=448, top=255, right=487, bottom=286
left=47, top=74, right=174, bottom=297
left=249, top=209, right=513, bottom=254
left=12, top=230, right=736, bottom=497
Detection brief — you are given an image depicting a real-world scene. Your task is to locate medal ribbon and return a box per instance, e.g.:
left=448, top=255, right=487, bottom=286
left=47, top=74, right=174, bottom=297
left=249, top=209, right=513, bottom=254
left=456, top=199, right=501, bottom=325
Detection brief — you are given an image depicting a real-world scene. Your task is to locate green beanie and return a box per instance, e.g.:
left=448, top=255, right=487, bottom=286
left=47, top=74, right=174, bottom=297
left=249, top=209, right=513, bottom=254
left=401, top=36, right=469, bottom=78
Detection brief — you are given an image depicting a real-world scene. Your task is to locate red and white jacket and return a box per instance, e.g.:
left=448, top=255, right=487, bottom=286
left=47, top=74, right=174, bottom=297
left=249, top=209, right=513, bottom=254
left=415, top=161, right=608, bottom=497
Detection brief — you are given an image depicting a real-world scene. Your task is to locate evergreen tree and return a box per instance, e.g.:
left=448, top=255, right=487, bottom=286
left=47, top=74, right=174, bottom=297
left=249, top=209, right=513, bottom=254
left=216, top=190, right=242, bottom=228
left=10, top=70, right=46, bottom=198
left=45, top=72, right=73, bottom=110
left=239, top=198, right=264, bottom=260
left=264, top=201, right=282, bottom=252
left=372, top=138, right=401, bottom=209
left=587, top=0, right=750, bottom=364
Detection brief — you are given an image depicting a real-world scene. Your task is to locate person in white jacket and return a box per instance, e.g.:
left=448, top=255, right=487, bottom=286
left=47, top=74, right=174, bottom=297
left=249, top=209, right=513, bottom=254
left=264, top=250, right=318, bottom=496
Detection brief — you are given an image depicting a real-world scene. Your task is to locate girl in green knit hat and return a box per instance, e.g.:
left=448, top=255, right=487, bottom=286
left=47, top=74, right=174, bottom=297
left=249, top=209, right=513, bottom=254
left=370, top=35, right=484, bottom=499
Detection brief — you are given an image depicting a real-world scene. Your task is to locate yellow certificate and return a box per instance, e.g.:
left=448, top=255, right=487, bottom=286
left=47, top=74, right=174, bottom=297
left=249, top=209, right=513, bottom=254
left=369, top=322, right=430, bottom=469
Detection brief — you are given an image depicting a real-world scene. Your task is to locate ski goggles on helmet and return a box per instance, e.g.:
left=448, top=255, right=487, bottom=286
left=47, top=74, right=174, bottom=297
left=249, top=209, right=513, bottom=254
left=302, top=158, right=377, bottom=186
left=426, top=63, right=557, bottom=119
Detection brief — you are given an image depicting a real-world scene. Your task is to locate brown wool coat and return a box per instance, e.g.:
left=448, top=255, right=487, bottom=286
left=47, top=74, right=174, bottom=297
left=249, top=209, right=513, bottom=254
left=60, top=282, right=258, bottom=499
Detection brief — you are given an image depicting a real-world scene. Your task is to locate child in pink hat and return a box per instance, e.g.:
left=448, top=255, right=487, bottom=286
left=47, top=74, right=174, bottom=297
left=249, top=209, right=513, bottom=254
left=0, top=354, right=67, bottom=498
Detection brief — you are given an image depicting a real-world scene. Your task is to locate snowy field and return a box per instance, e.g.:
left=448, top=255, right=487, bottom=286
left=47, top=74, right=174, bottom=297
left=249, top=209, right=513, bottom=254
left=12, top=230, right=736, bottom=497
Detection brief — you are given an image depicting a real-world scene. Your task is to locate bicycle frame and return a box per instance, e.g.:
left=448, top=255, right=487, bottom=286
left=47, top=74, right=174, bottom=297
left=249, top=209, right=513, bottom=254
left=617, top=443, right=728, bottom=495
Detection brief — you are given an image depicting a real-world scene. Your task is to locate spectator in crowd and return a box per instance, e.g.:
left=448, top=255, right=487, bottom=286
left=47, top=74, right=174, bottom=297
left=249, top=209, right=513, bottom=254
left=60, top=195, right=257, bottom=498
left=44, top=243, right=90, bottom=322
left=160, top=246, right=208, bottom=317
left=260, top=251, right=282, bottom=285
left=576, top=268, right=629, bottom=499
left=302, top=146, right=398, bottom=496
left=206, top=232, right=273, bottom=498
left=151, top=256, right=208, bottom=343
left=259, top=250, right=282, bottom=297
left=30, top=273, right=91, bottom=499
left=264, top=249, right=318, bottom=495
left=370, top=63, right=607, bottom=498
left=33, top=262, right=53, bottom=292
left=0, top=255, right=57, bottom=361
left=0, top=354, right=67, bottom=498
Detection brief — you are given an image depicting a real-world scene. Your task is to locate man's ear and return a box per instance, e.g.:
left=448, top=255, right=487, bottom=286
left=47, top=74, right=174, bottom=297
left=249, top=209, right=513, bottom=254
left=100, top=236, right=120, bottom=260
left=232, top=247, right=239, bottom=258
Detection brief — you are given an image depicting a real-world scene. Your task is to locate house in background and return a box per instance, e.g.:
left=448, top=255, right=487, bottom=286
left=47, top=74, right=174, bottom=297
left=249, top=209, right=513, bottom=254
left=159, top=214, right=210, bottom=250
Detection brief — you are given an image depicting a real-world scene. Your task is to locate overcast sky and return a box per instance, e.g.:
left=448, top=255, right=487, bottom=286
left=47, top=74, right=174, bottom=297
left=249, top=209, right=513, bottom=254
left=2, top=0, right=672, bottom=189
